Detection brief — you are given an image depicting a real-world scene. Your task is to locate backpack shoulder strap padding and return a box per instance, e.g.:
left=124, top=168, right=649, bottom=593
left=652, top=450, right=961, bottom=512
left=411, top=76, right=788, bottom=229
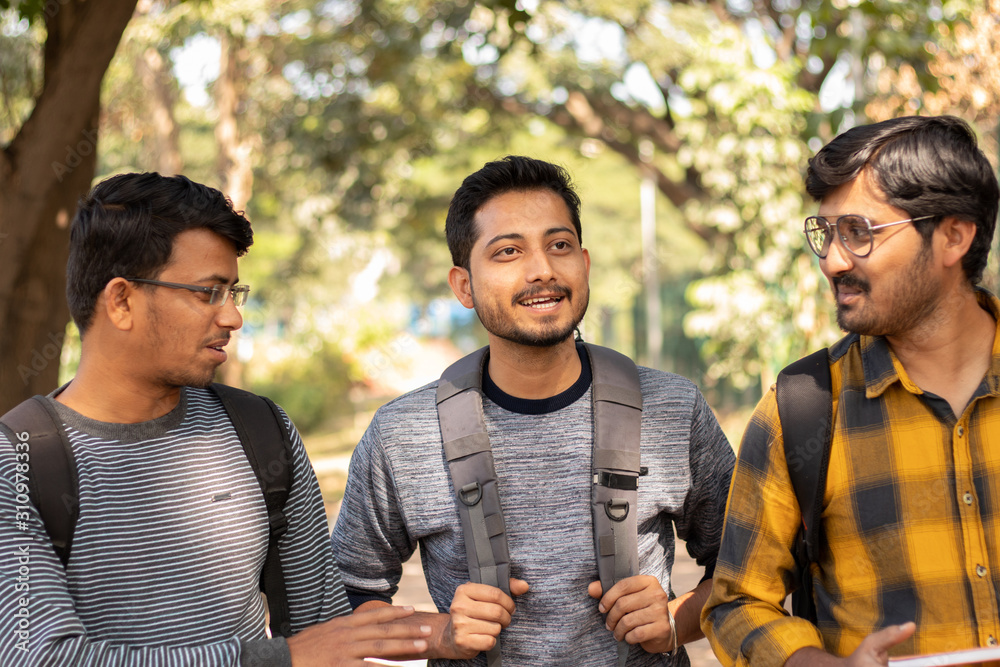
left=775, top=347, right=832, bottom=622
left=211, top=383, right=295, bottom=638
left=435, top=346, right=511, bottom=594
left=436, top=346, right=509, bottom=667
left=585, top=344, right=643, bottom=667
left=1, top=396, right=79, bottom=567
left=436, top=344, right=643, bottom=667
left=585, top=343, right=642, bottom=593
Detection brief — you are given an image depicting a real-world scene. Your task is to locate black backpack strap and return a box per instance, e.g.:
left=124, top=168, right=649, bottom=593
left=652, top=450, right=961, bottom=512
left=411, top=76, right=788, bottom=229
left=436, top=346, right=509, bottom=667
left=775, top=348, right=832, bottom=623
left=1, top=396, right=78, bottom=567
left=212, top=383, right=294, bottom=638
left=585, top=344, right=643, bottom=667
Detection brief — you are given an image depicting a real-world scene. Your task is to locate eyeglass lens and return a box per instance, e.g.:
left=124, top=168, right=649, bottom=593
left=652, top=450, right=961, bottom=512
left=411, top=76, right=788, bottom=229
left=806, top=215, right=873, bottom=258
left=210, top=285, right=249, bottom=307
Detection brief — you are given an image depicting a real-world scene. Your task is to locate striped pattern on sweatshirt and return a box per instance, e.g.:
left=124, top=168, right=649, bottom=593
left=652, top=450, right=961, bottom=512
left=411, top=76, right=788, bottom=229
left=0, top=387, right=349, bottom=666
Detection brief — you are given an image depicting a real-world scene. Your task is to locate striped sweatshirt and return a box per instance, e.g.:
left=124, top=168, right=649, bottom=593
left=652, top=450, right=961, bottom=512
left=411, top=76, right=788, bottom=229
left=331, top=351, right=735, bottom=666
left=0, top=387, right=350, bottom=666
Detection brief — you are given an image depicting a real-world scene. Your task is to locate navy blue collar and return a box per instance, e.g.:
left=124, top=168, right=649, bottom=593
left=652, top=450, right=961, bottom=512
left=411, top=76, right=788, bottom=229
left=482, top=342, right=592, bottom=415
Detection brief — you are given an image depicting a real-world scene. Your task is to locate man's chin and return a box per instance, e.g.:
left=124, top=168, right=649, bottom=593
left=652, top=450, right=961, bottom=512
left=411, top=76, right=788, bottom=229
left=836, top=308, right=880, bottom=336
left=494, top=323, right=578, bottom=348
left=163, top=369, right=218, bottom=390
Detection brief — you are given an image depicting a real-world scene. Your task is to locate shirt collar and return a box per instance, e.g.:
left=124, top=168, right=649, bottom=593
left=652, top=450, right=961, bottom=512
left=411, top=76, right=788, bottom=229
left=860, top=288, right=1000, bottom=399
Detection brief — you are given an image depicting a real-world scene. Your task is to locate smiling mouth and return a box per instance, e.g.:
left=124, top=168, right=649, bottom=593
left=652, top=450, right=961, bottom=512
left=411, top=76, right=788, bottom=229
left=519, top=296, right=563, bottom=310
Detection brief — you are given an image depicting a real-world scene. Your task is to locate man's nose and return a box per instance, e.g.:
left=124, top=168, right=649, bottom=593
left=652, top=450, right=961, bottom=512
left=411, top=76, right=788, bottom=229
left=821, top=232, right=855, bottom=276
left=216, top=296, right=244, bottom=331
left=526, top=251, right=555, bottom=282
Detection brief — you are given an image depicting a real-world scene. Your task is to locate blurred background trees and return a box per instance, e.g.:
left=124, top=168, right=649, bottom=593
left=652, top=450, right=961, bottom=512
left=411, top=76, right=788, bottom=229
left=2, top=0, right=998, bottom=432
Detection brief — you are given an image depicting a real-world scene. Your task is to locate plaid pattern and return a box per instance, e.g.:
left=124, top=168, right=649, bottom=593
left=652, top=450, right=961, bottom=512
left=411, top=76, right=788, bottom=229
left=702, top=290, right=1000, bottom=667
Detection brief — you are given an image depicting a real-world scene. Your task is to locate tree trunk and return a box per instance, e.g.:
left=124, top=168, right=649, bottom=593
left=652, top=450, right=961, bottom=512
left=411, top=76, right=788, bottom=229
left=137, top=46, right=183, bottom=175
left=0, top=0, right=138, bottom=412
left=214, top=30, right=257, bottom=389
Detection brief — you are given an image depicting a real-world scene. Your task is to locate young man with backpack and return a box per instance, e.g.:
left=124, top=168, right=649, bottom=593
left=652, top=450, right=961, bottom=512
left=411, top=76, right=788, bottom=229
left=0, top=172, right=430, bottom=666
left=702, top=116, right=1000, bottom=666
left=330, top=156, right=736, bottom=665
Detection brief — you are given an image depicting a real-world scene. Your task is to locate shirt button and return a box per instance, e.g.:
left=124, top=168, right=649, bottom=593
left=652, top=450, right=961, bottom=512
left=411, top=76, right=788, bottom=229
left=958, top=426, right=965, bottom=437
left=965, top=492, right=974, bottom=505
left=977, top=565, right=988, bottom=578
left=989, top=635, right=998, bottom=647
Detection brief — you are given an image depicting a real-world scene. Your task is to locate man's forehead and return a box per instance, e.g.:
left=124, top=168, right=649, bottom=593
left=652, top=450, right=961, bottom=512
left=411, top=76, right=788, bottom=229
left=817, top=171, right=886, bottom=215
left=472, top=190, right=575, bottom=239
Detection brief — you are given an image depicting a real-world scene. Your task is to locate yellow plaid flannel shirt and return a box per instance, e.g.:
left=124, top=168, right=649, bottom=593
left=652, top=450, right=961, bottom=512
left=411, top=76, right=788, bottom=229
left=703, top=289, right=1000, bottom=667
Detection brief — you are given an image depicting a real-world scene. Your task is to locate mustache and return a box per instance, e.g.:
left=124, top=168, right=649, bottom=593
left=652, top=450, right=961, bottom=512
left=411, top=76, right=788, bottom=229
left=511, top=284, right=571, bottom=306
left=833, top=274, right=870, bottom=292
left=204, top=334, right=232, bottom=346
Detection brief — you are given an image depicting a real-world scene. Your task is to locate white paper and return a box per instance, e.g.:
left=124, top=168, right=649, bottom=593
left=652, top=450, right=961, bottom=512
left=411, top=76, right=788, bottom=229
left=889, top=646, right=1000, bottom=666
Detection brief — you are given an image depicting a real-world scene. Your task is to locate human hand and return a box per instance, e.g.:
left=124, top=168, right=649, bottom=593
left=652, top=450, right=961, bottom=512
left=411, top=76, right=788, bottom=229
left=589, top=576, right=673, bottom=654
left=286, top=605, right=431, bottom=666
left=440, top=578, right=530, bottom=659
left=785, top=622, right=916, bottom=667
left=844, top=623, right=916, bottom=667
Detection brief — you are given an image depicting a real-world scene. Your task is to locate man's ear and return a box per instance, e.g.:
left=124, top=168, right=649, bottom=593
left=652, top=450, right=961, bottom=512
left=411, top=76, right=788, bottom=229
left=937, top=217, right=977, bottom=270
left=448, top=266, right=475, bottom=309
left=102, top=278, right=137, bottom=331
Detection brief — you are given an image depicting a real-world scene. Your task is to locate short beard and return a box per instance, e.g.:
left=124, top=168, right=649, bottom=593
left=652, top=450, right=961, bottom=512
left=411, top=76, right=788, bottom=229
left=833, top=242, right=939, bottom=336
left=472, top=283, right=589, bottom=348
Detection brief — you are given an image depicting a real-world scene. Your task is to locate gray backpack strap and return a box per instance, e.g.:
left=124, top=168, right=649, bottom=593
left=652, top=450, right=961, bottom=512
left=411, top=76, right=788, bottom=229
left=586, top=344, right=643, bottom=667
left=436, top=346, right=510, bottom=667
left=436, top=344, right=643, bottom=667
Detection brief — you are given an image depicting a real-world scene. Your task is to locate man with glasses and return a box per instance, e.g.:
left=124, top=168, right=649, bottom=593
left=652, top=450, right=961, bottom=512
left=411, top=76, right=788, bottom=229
left=0, top=173, right=430, bottom=665
left=702, top=115, right=1000, bottom=666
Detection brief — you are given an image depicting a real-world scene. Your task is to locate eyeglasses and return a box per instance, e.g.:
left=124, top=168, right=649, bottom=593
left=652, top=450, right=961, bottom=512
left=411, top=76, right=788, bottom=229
left=126, top=278, right=250, bottom=306
left=804, top=214, right=936, bottom=259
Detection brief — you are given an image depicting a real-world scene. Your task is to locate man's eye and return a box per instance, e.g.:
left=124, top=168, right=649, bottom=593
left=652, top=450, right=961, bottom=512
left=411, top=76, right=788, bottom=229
left=498, top=248, right=517, bottom=256
left=553, top=241, right=569, bottom=250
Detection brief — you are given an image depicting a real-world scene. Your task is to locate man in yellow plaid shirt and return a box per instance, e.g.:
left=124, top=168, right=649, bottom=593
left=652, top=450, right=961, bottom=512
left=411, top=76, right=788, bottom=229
left=703, top=115, right=1000, bottom=667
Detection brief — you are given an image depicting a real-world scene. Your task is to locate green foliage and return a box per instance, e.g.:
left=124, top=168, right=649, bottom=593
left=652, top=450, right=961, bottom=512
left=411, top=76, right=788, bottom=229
left=248, top=339, right=355, bottom=434
left=0, top=0, right=48, bottom=22
left=68, top=0, right=996, bottom=409
left=0, top=9, right=42, bottom=143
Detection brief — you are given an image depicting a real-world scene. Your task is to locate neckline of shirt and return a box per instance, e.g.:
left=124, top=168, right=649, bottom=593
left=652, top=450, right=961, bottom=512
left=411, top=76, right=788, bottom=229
left=482, top=342, right=592, bottom=415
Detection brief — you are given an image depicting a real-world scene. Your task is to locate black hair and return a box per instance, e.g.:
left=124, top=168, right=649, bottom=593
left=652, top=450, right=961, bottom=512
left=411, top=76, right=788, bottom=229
left=67, top=172, right=253, bottom=333
left=806, top=115, right=999, bottom=284
left=445, top=156, right=582, bottom=270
